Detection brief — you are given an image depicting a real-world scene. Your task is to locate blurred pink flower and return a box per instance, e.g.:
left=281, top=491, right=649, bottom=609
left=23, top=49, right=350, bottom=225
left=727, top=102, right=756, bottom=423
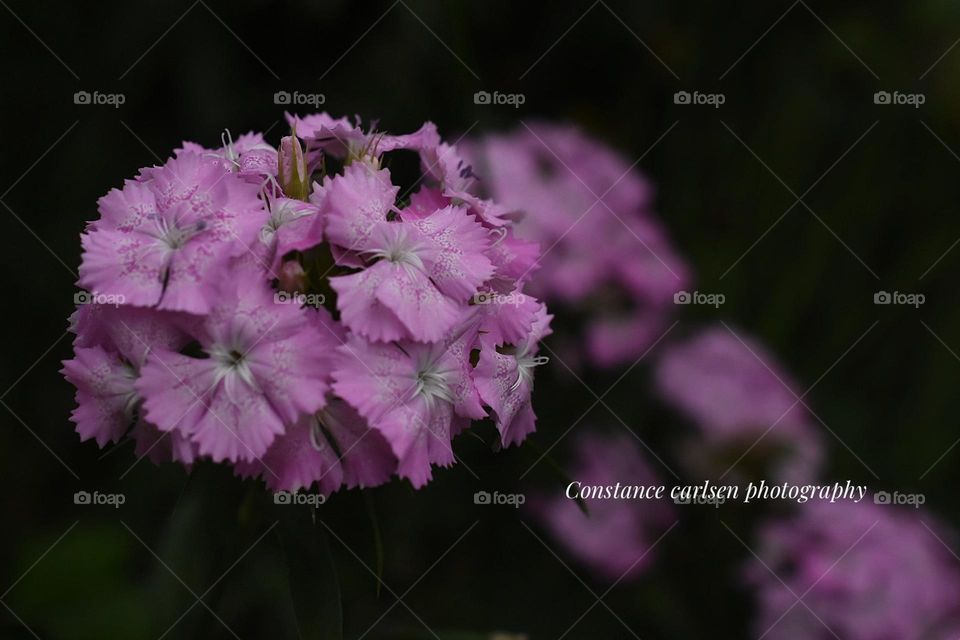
left=655, top=326, right=822, bottom=483
left=532, top=433, right=675, bottom=581
left=746, top=500, right=960, bottom=639
left=464, top=122, right=690, bottom=368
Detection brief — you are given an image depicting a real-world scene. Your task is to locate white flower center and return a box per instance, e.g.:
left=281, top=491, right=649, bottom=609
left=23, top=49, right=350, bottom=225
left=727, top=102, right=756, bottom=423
left=151, top=215, right=207, bottom=250
left=209, top=344, right=256, bottom=387
left=368, top=226, right=425, bottom=270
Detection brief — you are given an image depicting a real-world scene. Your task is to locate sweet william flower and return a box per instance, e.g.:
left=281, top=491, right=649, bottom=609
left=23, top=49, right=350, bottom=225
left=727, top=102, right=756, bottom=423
left=65, top=112, right=551, bottom=496
left=531, top=433, right=675, bottom=581
left=654, top=326, right=822, bottom=484
left=463, top=123, right=690, bottom=368
left=135, top=263, right=339, bottom=462
left=474, top=304, right=552, bottom=446
left=235, top=399, right=396, bottom=495
left=63, top=304, right=199, bottom=459
left=747, top=501, right=960, bottom=639
left=79, top=153, right=267, bottom=314
left=332, top=320, right=486, bottom=488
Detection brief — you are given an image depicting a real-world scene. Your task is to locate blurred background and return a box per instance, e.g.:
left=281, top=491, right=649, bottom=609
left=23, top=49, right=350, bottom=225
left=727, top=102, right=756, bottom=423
left=2, top=1, right=960, bottom=638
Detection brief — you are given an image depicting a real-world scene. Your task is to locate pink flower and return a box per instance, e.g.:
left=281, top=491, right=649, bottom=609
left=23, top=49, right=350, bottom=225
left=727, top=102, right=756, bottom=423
left=474, top=304, right=552, bottom=446
left=747, top=501, right=960, bottom=639
left=135, top=266, right=338, bottom=462
left=329, top=204, right=494, bottom=343
left=63, top=305, right=196, bottom=449
left=332, top=323, right=485, bottom=488
left=531, top=433, right=675, bottom=581
left=464, top=123, right=690, bottom=368
left=654, top=326, right=822, bottom=483
left=179, top=130, right=277, bottom=184
left=64, top=113, right=550, bottom=496
left=61, top=345, right=139, bottom=447
left=235, top=399, right=396, bottom=495
left=80, top=153, right=267, bottom=314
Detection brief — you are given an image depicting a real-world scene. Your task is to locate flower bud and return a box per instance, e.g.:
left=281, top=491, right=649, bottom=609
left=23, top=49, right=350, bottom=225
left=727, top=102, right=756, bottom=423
left=278, top=135, right=309, bottom=200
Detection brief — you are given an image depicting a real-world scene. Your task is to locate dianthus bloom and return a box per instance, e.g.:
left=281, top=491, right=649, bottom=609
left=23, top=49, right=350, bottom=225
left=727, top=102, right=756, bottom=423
left=745, top=500, right=960, bottom=639
left=63, top=114, right=551, bottom=495
left=654, top=326, right=822, bottom=484
left=463, top=123, right=690, bottom=368
left=530, top=433, right=675, bottom=581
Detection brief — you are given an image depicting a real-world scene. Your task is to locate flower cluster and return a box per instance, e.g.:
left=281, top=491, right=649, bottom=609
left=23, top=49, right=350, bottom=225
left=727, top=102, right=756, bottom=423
left=63, top=114, right=551, bottom=493
left=463, top=122, right=689, bottom=368
left=655, top=326, right=822, bottom=484
left=746, top=500, right=960, bottom=639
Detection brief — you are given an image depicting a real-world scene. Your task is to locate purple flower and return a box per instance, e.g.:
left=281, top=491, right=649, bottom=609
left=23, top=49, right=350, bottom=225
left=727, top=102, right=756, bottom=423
left=746, top=500, right=960, bottom=639
left=135, top=266, right=338, bottom=462
left=64, top=114, right=551, bottom=496
left=464, top=123, right=690, bottom=368
left=532, top=433, right=675, bottom=581
left=79, top=152, right=267, bottom=314
left=655, top=326, right=822, bottom=484
left=331, top=322, right=486, bottom=488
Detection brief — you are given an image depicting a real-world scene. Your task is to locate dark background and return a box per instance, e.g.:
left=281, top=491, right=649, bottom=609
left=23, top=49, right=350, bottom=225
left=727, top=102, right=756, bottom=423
left=2, top=1, right=959, bottom=638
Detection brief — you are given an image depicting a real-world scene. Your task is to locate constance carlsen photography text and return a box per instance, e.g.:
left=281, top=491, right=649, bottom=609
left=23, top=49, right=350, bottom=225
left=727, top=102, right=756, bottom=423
left=3, top=2, right=960, bottom=639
